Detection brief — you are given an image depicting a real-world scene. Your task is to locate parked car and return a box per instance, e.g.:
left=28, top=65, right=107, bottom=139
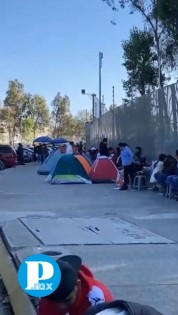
left=15, top=147, right=33, bottom=163
left=23, top=148, right=33, bottom=163
left=0, top=144, right=18, bottom=169
left=0, top=159, right=4, bottom=171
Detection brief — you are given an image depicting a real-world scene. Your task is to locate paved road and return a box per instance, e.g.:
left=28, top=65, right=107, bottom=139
left=1, top=164, right=178, bottom=315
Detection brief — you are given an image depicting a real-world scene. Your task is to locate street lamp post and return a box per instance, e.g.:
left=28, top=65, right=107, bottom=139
left=81, top=90, right=96, bottom=121
left=99, top=52, right=103, bottom=117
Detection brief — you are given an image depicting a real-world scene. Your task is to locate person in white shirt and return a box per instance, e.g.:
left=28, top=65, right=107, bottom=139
left=150, top=153, right=166, bottom=190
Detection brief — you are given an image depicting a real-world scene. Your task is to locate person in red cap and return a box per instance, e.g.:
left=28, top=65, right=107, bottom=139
left=38, top=255, right=113, bottom=315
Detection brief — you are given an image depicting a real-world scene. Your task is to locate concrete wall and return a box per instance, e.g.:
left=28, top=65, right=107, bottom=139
left=86, top=82, right=178, bottom=158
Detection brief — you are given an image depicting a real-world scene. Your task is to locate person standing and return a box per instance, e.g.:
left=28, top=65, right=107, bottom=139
left=78, top=141, right=83, bottom=154
left=36, top=144, right=42, bottom=163
left=119, top=143, right=134, bottom=190
left=99, top=138, right=109, bottom=157
left=17, top=143, right=25, bottom=165
left=41, top=144, right=49, bottom=164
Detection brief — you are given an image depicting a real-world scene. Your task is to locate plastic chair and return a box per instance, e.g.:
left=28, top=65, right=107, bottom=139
left=133, top=175, right=147, bottom=191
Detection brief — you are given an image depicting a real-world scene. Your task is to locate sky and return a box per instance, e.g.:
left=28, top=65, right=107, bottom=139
left=0, top=0, right=143, bottom=114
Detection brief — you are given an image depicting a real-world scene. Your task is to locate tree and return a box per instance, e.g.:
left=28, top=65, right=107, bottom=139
left=1, top=81, right=51, bottom=143
left=29, top=95, right=50, bottom=138
left=155, top=0, right=178, bottom=42
left=74, top=110, right=92, bottom=140
left=51, top=93, right=73, bottom=138
left=22, top=117, right=35, bottom=143
left=102, top=0, right=178, bottom=86
left=3, top=80, right=25, bottom=144
left=122, top=27, right=158, bottom=97
left=0, top=108, right=6, bottom=141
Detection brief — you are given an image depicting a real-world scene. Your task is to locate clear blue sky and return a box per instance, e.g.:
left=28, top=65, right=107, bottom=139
left=0, top=0, right=143, bottom=114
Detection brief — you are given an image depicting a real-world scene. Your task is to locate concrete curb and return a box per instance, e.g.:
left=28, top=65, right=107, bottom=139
left=0, top=236, right=36, bottom=315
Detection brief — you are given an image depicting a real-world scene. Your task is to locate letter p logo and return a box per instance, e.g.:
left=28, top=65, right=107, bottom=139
left=25, top=261, right=54, bottom=290
left=18, top=254, right=61, bottom=298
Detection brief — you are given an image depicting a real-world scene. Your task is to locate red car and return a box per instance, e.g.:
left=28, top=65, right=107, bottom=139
left=0, top=144, right=18, bottom=169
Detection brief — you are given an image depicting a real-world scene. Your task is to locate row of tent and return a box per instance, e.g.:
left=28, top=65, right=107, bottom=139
left=37, top=149, right=118, bottom=184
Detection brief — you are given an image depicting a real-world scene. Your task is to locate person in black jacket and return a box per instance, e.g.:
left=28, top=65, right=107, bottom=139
left=166, top=149, right=178, bottom=194
left=17, top=143, right=25, bottom=165
left=154, top=154, right=177, bottom=194
left=99, top=138, right=109, bottom=157
left=86, top=300, right=162, bottom=315
left=134, top=146, right=146, bottom=172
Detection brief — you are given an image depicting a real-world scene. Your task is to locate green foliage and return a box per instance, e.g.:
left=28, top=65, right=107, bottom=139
left=155, top=0, right=178, bottom=41
left=30, top=95, right=50, bottom=138
left=102, top=0, right=178, bottom=89
left=122, top=27, right=158, bottom=96
left=74, top=110, right=92, bottom=139
left=3, top=80, right=25, bottom=144
left=51, top=93, right=74, bottom=138
left=51, top=94, right=92, bottom=140
left=22, top=118, right=35, bottom=142
left=1, top=82, right=91, bottom=144
left=1, top=80, right=50, bottom=144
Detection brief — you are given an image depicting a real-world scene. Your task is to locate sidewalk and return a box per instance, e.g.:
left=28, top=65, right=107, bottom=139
left=0, top=164, right=178, bottom=314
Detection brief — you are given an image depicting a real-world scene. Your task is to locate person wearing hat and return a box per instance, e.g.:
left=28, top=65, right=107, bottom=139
left=85, top=300, right=162, bottom=315
left=38, top=255, right=113, bottom=315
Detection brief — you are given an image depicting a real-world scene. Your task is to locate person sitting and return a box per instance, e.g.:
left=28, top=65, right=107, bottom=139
left=166, top=149, right=178, bottom=196
left=112, top=147, right=121, bottom=166
left=86, top=300, right=162, bottom=315
left=154, top=153, right=177, bottom=195
left=38, top=255, right=113, bottom=315
left=90, top=148, right=98, bottom=161
left=134, top=146, right=146, bottom=173
left=150, top=153, right=166, bottom=191
left=108, top=147, right=114, bottom=160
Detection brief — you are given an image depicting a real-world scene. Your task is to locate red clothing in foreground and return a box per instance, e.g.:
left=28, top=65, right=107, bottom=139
left=38, top=264, right=113, bottom=315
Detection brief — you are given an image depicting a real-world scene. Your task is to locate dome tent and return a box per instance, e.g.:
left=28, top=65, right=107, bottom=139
left=89, top=157, right=118, bottom=183
left=75, top=155, right=91, bottom=175
left=82, top=152, right=93, bottom=166
left=46, top=154, right=91, bottom=184
left=38, top=149, right=61, bottom=175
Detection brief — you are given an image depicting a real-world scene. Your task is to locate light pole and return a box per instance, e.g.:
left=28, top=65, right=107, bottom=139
left=81, top=90, right=96, bottom=121
left=20, top=105, right=23, bottom=142
left=99, top=52, right=103, bottom=117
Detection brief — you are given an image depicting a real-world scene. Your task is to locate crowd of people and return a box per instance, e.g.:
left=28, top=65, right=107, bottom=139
left=33, top=143, right=50, bottom=163
left=87, top=138, right=178, bottom=199
left=16, top=143, right=50, bottom=165
left=150, top=151, right=178, bottom=198
left=87, top=139, right=146, bottom=191
left=17, top=138, right=178, bottom=199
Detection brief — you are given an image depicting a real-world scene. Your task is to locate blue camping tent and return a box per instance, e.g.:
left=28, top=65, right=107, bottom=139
left=37, top=149, right=61, bottom=175
left=46, top=155, right=91, bottom=184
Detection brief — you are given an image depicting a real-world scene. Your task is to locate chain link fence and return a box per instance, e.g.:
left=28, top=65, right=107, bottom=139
left=86, top=82, right=178, bottom=158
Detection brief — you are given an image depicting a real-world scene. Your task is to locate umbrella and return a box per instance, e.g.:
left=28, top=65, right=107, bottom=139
left=51, top=138, right=68, bottom=144
left=34, top=136, right=52, bottom=143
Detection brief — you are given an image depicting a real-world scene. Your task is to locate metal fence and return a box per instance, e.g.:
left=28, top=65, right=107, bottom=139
left=86, top=82, right=178, bottom=158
